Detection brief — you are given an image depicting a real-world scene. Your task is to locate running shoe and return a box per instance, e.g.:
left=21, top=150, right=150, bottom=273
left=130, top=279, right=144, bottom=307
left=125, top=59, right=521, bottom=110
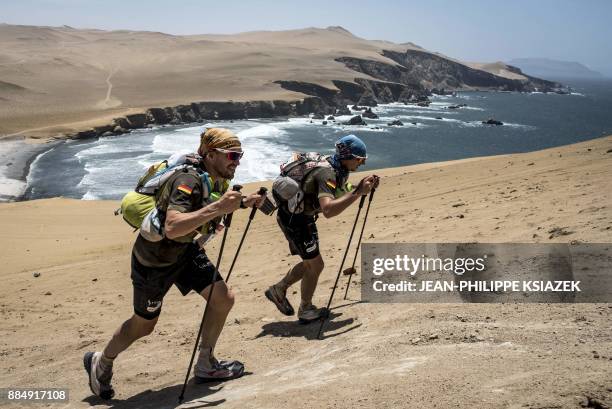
left=265, top=284, right=295, bottom=316
left=194, top=360, right=245, bottom=383
left=298, top=304, right=329, bottom=324
left=83, top=352, right=115, bottom=400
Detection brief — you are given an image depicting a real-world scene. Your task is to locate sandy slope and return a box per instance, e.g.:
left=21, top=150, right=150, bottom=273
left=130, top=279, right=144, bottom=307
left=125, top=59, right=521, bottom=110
left=0, top=24, right=526, bottom=139
left=467, top=62, right=527, bottom=81
left=0, top=136, right=611, bottom=408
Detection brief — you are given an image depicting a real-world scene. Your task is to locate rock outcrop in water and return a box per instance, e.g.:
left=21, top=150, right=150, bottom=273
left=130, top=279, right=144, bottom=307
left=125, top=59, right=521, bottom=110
left=361, top=108, right=379, bottom=119
left=343, top=115, right=367, bottom=126
left=482, top=118, right=504, bottom=126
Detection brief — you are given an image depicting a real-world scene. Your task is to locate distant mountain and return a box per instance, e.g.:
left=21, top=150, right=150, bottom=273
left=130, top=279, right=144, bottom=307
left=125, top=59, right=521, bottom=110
left=508, top=58, right=604, bottom=79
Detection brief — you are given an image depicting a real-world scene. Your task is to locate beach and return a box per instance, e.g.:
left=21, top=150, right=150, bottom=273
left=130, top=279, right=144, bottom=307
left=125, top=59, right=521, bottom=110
left=1, top=136, right=610, bottom=408
left=0, top=137, right=58, bottom=201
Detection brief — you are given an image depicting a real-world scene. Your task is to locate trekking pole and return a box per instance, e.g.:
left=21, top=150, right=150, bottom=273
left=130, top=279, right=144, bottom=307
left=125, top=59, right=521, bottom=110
left=178, top=184, right=242, bottom=404
left=316, top=192, right=367, bottom=340
left=343, top=188, right=376, bottom=300
left=225, top=187, right=268, bottom=282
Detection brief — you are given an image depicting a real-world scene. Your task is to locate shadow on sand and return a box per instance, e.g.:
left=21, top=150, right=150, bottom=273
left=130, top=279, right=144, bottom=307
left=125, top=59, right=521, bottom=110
left=82, top=373, right=252, bottom=408
left=83, top=302, right=364, bottom=407
left=254, top=308, right=362, bottom=341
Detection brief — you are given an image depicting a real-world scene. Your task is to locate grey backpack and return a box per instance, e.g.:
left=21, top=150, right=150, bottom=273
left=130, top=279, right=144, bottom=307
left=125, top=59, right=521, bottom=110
left=272, top=152, right=332, bottom=213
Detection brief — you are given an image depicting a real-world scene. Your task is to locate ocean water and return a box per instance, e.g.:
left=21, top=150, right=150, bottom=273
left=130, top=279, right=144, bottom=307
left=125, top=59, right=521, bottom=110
left=23, top=79, right=612, bottom=200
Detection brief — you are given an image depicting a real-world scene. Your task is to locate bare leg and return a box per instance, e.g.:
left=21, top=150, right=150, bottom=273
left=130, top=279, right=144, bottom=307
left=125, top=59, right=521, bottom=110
left=90, top=314, right=158, bottom=386
left=299, top=255, right=324, bottom=308
left=103, top=314, right=159, bottom=359
left=277, top=262, right=306, bottom=290
left=196, top=281, right=235, bottom=367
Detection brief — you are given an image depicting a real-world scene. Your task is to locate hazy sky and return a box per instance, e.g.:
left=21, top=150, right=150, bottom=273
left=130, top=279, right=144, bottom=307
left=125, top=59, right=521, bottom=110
left=2, top=0, right=611, bottom=75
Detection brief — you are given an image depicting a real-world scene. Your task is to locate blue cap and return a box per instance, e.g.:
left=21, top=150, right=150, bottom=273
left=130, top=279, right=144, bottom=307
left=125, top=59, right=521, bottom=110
left=335, top=134, right=367, bottom=160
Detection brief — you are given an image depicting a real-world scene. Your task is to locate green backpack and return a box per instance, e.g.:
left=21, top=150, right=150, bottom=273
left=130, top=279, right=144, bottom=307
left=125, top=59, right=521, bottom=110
left=116, top=154, right=227, bottom=233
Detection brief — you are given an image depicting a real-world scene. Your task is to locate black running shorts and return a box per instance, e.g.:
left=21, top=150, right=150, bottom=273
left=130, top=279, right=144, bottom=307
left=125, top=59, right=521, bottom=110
left=276, top=207, right=320, bottom=260
left=131, top=243, right=223, bottom=320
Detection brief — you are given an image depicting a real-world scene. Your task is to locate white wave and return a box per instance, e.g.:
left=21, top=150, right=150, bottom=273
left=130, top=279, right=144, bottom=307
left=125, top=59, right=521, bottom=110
left=283, top=116, right=394, bottom=132
left=436, top=117, right=463, bottom=123
left=136, top=156, right=160, bottom=169
left=74, top=142, right=113, bottom=159
left=460, top=121, right=486, bottom=128
left=324, top=115, right=355, bottom=123
left=152, top=130, right=199, bottom=155
left=285, top=117, right=313, bottom=125
left=404, top=108, right=454, bottom=115
left=501, top=122, right=537, bottom=130
left=375, top=104, right=447, bottom=113
left=74, top=141, right=143, bottom=159
left=0, top=177, right=26, bottom=201
left=397, top=115, right=528, bottom=129
left=461, top=120, right=536, bottom=130
left=324, top=123, right=390, bottom=133
left=237, top=123, right=285, bottom=140
left=19, top=145, right=56, bottom=199
left=151, top=124, right=239, bottom=156
left=362, top=116, right=397, bottom=123
left=357, top=126, right=389, bottom=133
left=377, top=102, right=485, bottom=113
left=570, top=92, right=585, bottom=96
left=76, top=151, right=151, bottom=201
left=234, top=124, right=292, bottom=183
left=81, top=190, right=100, bottom=200
left=377, top=102, right=410, bottom=107
left=172, top=124, right=204, bottom=133
left=398, top=115, right=457, bottom=123
left=385, top=120, right=429, bottom=128
left=455, top=94, right=486, bottom=100
left=74, top=122, right=293, bottom=192
left=274, top=116, right=357, bottom=129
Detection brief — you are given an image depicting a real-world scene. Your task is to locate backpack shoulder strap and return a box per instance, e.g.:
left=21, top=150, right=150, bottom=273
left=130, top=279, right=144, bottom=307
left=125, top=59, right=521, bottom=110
left=155, top=166, right=202, bottom=213
left=299, top=155, right=333, bottom=188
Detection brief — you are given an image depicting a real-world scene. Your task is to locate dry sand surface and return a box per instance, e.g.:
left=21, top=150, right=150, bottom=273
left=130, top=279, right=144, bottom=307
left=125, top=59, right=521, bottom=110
left=1, top=136, right=611, bottom=408
left=0, top=24, right=525, bottom=139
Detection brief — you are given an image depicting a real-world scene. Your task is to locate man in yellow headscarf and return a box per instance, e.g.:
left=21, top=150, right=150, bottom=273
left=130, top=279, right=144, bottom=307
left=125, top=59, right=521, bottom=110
left=84, top=128, right=264, bottom=399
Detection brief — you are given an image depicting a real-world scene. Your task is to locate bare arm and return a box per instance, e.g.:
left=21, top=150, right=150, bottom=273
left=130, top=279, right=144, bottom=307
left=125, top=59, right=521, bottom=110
left=318, top=193, right=361, bottom=219
left=318, top=174, right=379, bottom=219
left=165, top=190, right=242, bottom=239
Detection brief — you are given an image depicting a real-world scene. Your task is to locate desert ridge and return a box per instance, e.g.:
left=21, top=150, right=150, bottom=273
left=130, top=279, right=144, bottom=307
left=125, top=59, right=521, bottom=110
left=0, top=24, right=563, bottom=140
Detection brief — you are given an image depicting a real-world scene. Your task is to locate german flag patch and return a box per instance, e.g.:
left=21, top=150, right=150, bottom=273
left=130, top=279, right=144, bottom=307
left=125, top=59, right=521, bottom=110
left=325, top=179, right=337, bottom=190
left=177, top=184, right=193, bottom=195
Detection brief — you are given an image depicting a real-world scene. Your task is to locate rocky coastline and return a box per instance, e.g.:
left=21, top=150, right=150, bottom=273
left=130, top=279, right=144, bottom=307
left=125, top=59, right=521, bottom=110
left=65, top=49, right=569, bottom=141
left=68, top=98, right=325, bottom=139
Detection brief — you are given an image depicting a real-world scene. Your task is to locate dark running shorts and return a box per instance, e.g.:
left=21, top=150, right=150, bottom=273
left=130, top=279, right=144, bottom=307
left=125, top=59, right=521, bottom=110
left=131, top=243, right=223, bottom=320
left=276, top=207, right=320, bottom=260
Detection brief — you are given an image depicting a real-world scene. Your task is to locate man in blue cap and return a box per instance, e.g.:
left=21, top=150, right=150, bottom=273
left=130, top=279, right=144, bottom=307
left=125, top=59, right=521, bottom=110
left=266, top=134, right=379, bottom=323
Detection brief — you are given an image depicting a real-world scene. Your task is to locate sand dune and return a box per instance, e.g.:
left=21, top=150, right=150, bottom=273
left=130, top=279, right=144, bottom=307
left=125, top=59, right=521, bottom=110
left=467, top=61, right=527, bottom=80
left=1, top=136, right=610, bottom=408
left=0, top=24, right=528, bottom=139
